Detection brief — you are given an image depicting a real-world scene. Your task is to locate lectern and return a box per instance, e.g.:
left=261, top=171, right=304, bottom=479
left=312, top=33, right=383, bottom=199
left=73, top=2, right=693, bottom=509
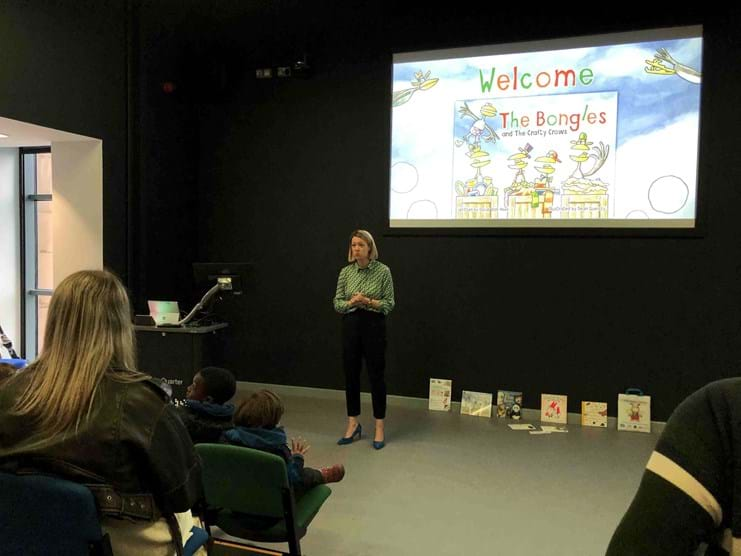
left=134, top=323, right=228, bottom=404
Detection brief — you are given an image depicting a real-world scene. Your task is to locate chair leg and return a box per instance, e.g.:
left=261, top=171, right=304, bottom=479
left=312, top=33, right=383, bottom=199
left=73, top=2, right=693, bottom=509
left=281, top=488, right=302, bottom=556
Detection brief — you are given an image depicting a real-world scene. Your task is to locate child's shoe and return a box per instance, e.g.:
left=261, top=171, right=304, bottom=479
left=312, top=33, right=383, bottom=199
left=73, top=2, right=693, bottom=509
left=319, top=464, right=346, bottom=484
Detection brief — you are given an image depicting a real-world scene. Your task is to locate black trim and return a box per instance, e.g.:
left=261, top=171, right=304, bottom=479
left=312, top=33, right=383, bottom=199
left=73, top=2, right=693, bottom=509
left=18, top=149, right=26, bottom=357
left=19, top=146, right=50, bottom=155
left=282, top=486, right=302, bottom=556
left=18, top=146, right=52, bottom=359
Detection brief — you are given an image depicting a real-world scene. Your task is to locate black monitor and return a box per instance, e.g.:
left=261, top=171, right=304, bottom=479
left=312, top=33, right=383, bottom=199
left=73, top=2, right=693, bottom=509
left=192, top=262, right=252, bottom=296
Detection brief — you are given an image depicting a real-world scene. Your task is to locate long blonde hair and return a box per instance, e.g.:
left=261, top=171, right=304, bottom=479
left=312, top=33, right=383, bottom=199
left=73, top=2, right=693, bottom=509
left=12, top=269, right=144, bottom=439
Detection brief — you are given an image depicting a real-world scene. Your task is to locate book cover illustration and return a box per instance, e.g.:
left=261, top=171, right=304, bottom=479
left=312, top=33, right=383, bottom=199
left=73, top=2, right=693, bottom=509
left=617, top=391, right=651, bottom=433
left=461, top=390, right=493, bottom=418
left=581, top=401, right=608, bottom=428
left=496, top=390, right=523, bottom=420
left=541, top=393, right=568, bottom=424
left=428, top=378, right=453, bottom=411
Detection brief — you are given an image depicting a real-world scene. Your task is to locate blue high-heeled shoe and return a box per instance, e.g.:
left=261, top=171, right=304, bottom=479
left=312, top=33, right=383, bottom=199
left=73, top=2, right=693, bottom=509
left=337, top=423, right=362, bottom=445
left=372, top=439, right=385, bottom=450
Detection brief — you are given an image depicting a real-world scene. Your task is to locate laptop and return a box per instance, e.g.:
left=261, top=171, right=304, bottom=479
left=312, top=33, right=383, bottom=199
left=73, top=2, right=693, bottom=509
left=147, top=300, right=180, bottom=326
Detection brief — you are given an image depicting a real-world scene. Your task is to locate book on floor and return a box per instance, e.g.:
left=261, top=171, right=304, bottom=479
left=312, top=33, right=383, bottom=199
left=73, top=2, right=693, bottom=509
left=496, top=390, right=523, bottom=420
left=581, top=401, right=608, bottom=428
left=541, top=393, right=568, bottom=424
left=617, top=390, right=651, bottom=433
left=461, top=390, right=493, bottom=418
left=428, top=378, right=453, bottom=411
left=508, top=423, right=536, bottom=431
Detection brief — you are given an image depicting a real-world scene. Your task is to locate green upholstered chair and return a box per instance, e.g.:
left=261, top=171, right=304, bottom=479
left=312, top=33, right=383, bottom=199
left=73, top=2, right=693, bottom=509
left=195, top=443, right=331, bottom=556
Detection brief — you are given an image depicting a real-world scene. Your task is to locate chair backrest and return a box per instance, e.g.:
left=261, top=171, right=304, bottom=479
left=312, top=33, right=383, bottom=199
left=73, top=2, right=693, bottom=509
left=0, top=471, right=111, bottom=556
left=196, top=443, right=290, bottom=518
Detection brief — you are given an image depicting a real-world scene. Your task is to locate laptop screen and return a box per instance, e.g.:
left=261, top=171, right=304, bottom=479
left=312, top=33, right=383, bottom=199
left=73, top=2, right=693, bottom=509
left=147, top=300, right=179, bottom=315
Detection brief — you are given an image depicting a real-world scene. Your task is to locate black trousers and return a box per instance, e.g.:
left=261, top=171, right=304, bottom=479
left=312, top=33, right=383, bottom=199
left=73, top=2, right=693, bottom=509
left=294, top=467, right=324, bottom=499
left=342, top=310, right=387, bottom=419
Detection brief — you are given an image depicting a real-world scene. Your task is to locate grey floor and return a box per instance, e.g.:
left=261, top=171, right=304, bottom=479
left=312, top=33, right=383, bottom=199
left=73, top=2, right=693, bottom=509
left=217, top=382, right=659, bottom=556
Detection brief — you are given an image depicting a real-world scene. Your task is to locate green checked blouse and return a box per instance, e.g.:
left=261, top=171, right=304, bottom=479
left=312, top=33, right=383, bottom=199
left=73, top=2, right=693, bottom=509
left=333, top=260, right=395, bottom=316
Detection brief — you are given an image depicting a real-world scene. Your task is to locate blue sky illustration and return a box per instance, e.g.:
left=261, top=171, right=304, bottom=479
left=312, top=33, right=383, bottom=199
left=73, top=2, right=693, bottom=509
left=394, top=37, right=701, bottom=149
left=389, top=32, right=702, bottom=223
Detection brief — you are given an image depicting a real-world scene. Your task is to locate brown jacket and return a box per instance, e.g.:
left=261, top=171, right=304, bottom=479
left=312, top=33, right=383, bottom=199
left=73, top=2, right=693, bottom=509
left=0, top=370, right=203, bottom=520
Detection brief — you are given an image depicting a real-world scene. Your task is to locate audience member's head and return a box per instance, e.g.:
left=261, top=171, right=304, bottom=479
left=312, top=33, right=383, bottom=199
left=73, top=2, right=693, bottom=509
left=234, top=389, right=284, bottom=429
left=186, top=366, right=236, bottom=404
left=13, top=269, right=139, bottom=439
left=0, top=362, right=17, bottom=382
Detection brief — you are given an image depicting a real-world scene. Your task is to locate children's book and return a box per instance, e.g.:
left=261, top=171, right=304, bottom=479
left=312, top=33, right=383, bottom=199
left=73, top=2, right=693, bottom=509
left=460, top=390, right=493, bottom=418
left=428, top=378, right=452, bottom=411
left=581, top=401, right=608, bottom=428
left=617, top=390, right=651, bottom=433
left=541, top=393, right=568, bottom=424
left=496, top=390, right=523, bottom=420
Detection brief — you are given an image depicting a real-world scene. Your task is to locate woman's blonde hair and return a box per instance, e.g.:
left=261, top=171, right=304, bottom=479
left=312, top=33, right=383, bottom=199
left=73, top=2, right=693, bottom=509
left=347, top=229, right=379, bottom=262
left=12, top=269, right=144, bottom=440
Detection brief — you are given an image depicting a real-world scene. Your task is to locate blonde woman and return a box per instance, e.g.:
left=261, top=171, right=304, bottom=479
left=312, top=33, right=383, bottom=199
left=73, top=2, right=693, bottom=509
left=333, top=230, right=395, bottom=450
left=0, top=270, right=202, bottom=555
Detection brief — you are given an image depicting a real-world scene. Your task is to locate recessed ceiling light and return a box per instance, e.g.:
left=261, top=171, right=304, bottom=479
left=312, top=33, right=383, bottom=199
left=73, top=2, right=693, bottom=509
left=0, top=133, right=8, bottom=139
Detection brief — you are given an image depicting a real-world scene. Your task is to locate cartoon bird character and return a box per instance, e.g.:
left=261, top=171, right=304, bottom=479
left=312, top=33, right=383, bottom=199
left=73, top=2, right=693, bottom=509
left=568, top=133, right=591, bottom=179
left=507, top=143, right=533, bottom=186
left=534, top=150, right=561, bottom=187
left=568, top=132, right=610, bottom=180
left=392, top=70, right=439, bottom=107
left=645, top=48, right=701, bottom=84
left=455, top=102, right=500, bottom=150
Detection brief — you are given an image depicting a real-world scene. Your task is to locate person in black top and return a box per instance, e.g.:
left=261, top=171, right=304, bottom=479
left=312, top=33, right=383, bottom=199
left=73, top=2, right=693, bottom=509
left=607, top=378, right=741, bottom=555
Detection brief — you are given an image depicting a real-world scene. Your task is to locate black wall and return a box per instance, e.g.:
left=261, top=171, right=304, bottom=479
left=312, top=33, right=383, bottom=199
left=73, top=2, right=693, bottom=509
left=185, top=6, right=741, bottom=420
left=0, top=0, right=131, bottom=281
left=4, top=2, right=740, bottom=421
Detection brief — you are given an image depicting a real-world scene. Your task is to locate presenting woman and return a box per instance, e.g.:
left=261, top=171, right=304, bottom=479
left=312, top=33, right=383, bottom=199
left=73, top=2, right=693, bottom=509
left=0, top=270, right=203, bottom=555
left=333, top=230, right=395, bottom=450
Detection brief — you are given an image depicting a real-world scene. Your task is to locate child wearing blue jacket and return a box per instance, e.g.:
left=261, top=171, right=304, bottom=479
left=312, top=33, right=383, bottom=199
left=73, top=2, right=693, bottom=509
left=177, top=367, right=236, bottom=444
left=223, top=389, right=345, bottom=492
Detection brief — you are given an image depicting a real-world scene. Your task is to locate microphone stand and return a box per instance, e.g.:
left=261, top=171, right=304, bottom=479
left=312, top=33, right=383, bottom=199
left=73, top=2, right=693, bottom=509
left=178, top=278, right=231, bottom=326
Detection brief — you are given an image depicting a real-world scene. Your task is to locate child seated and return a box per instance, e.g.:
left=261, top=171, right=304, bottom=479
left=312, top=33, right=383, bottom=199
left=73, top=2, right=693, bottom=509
left=224, top=389, right=345, bottom=493
left=177, top=366, right=237, bottom=444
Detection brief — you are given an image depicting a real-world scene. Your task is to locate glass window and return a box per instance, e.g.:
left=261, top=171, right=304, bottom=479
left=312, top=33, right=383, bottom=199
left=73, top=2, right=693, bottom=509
left=20, top=148, right=53, bottom=359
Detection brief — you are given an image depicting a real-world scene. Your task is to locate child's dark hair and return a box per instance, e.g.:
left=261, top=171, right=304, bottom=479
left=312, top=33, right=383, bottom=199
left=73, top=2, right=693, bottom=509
left=199, top=366, right=236, bottom=404
left=234, top=389, right=284, bottom=429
